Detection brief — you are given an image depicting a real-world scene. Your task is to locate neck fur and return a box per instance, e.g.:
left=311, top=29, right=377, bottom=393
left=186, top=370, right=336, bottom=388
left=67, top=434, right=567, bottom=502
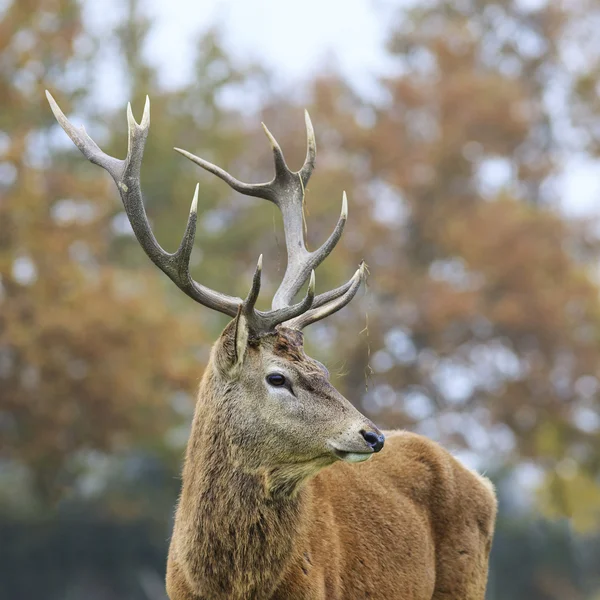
left=172, top=370, right=311, bottom=599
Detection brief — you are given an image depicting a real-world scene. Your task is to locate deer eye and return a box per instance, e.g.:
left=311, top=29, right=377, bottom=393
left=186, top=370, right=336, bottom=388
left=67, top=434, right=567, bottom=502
left=266, top=373, right=287, bottom=387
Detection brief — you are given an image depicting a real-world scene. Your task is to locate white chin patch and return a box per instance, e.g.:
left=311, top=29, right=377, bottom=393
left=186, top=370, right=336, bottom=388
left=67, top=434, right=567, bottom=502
left=341, top=453, right=373, bottom=463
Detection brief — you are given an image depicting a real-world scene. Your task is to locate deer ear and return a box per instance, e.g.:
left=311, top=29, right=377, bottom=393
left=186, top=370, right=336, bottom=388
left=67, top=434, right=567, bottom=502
left=233, top=307, right=249, bottom=367
left=215, top=307, right=250, bottom=374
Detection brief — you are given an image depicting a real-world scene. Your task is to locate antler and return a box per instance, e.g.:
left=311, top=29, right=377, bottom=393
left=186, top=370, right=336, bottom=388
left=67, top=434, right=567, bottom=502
left=176, top=112, right=365, bottom=327
left=46, top=91, right=364, bottom=331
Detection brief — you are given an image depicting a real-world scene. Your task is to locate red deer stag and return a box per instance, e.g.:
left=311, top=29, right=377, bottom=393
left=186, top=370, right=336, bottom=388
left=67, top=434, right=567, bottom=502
left=47, top=91, right=497, bottom=600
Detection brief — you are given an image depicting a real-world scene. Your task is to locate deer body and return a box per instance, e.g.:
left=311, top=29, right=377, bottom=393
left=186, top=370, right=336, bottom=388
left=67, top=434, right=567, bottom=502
left=165, top=331, right=496, bottom=600
left=47, top=92, right=497, bottom=600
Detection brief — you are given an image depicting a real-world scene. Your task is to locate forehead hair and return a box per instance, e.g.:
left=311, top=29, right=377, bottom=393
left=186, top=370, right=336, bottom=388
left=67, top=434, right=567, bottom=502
left=257, top=328, right=329, bottom=378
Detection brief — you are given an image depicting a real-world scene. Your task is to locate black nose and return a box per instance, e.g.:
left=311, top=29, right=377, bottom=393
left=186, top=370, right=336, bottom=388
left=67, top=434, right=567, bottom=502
left=361, top=430, right=385, bottom=453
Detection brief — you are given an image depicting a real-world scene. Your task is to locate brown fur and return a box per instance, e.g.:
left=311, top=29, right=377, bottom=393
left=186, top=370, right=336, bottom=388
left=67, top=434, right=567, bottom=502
left=166, top=323, right=497, bottom=599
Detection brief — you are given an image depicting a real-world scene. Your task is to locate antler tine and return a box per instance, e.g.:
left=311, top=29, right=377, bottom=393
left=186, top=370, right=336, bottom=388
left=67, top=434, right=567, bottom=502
left=174, top=147, right=279, bottom=202
left=284, top=262, right=366, bottom=330
left=261, top=122, right=290, bottom=181
left=309, top=266, right=356, bottom=310
left=243, top=255, right=263, bottom=314
left=46, top=91, right=241, bottom=317
left=239, top=263, right=316, bottom=333
left=299, top=109, right=317, bottom=187
left=255, top=270, right=316, bottom=331
left=46, top=90, right=122, bottom=174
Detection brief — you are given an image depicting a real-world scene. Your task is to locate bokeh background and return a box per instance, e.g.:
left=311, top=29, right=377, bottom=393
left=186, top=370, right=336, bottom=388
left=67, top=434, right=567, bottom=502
left=2, top=0, right=600, bottom=598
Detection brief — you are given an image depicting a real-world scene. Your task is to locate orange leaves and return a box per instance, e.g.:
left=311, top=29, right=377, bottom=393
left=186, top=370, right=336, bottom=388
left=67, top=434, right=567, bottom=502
left=0, top=8, right=205, bottom=502
left=443, top=198, right=598, bottom=346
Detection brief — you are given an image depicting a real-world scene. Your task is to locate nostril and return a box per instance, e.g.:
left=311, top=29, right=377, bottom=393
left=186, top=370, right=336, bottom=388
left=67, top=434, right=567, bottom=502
left=361, top=430, right=385, bottom=453
left=361, top=430, right=378, bottom=446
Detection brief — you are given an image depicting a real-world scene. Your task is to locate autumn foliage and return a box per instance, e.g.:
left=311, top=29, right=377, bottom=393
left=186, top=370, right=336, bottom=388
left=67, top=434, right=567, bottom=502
left=2, top=0, right=600, bottom=598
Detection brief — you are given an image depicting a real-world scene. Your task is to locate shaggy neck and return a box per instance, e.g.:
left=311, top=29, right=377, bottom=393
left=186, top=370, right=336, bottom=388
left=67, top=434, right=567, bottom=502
left=172, top=369, right=309, bottom=599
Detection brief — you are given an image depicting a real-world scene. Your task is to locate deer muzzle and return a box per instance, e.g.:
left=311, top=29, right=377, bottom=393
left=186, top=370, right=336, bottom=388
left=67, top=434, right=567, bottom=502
left=327, top=424, right=385, bottom=463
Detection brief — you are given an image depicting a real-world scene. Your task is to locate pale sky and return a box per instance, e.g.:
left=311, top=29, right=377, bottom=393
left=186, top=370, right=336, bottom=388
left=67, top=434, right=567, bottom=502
left=83, top=0, right=600, bottom=219
left=147, top=0, right=396, bottom=94
left=85, top=0, right=396, bottom=98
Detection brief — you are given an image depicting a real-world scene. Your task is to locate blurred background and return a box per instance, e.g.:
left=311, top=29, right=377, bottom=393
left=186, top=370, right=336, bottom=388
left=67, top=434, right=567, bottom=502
left=2, top=0, right=600, bottom=598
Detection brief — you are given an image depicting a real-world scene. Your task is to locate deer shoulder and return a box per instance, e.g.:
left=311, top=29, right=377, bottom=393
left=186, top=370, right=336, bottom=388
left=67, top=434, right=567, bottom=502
left=365, top=431, right=497, bottom=598
left=267, top=431, right=496, bottom=600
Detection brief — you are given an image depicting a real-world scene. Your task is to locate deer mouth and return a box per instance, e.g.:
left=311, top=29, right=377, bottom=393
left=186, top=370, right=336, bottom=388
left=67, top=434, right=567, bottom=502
left=329, top=447, right=373, bottom=463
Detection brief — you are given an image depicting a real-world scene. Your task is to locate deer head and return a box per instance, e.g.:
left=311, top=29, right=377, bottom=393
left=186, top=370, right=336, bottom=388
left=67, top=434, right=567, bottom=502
left=46, top=92, right=384, bottom=490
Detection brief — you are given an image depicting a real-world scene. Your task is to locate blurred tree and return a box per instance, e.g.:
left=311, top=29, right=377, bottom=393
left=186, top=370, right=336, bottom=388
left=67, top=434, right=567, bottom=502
left=0, top=0, right=202, bottom=507
left=3, top=0, right=600, bottom=597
